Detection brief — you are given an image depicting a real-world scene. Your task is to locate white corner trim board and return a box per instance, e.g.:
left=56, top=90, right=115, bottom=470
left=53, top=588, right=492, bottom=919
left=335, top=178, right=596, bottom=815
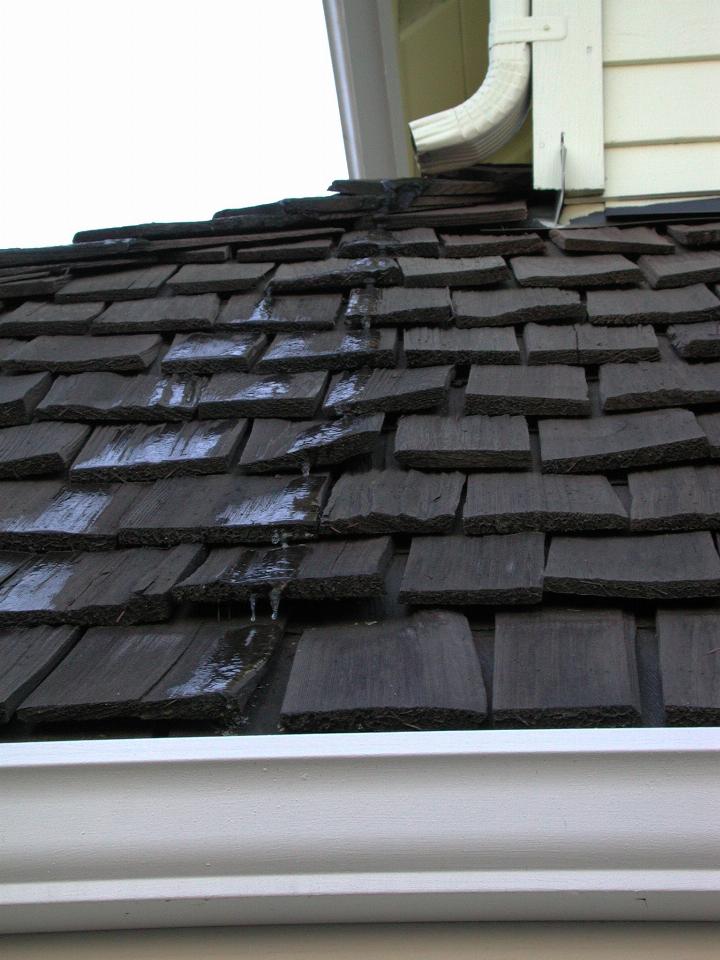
left=0, top=727, right=720, bottom=933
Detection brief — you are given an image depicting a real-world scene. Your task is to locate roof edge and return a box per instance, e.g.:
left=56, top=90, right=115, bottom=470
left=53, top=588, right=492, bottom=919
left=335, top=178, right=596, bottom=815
left=1, top=728, right=719, bottom=933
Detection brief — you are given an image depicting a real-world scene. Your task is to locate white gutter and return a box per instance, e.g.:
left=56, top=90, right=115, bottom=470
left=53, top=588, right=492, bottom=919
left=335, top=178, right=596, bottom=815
left=1, top=728, right=719, bottom=933
left=410, top=0, right=552, bottom=173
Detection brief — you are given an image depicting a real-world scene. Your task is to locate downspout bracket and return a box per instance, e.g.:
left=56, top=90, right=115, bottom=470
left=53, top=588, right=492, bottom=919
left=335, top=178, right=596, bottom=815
left=489, top=16, right=566, bottom=45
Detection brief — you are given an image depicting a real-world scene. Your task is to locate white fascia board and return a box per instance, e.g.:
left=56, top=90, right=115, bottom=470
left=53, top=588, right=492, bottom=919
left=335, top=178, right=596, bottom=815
left=322, top=0, right=411, bottom=179
left=1, top=728, right=720, bottom=933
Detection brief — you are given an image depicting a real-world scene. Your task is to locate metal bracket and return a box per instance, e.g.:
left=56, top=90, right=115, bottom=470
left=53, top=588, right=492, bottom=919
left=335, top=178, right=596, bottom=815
left=553, top=132, right=567, bottom=226
left=489, top=15, right=567, bottom=46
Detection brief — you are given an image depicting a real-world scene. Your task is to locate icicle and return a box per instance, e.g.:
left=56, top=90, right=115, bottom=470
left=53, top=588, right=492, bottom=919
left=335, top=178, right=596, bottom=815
left=249, top=593, right=257, bottom=623
left=270, top=585, right=284, bottom=621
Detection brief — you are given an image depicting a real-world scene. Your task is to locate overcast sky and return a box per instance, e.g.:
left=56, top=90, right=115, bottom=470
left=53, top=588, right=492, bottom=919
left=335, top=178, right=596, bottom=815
left=0, top=0, right=347, bottom=249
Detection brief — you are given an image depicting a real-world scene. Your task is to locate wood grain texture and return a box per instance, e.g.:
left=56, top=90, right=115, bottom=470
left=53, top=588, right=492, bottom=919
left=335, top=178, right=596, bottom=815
left=55, top=265, right=176, bottom=302
left=4, top=334, right=161, bottom=373
left=539, top=409, right=709, bottom=473
left=218, top=293, right=340, bottom=332
left=525, top=323, right=659, bottom=364
left=344, top=286, right=452, bottom=328
left=280, top=610, right=487, bottom=731
left=657, top=609, right=720, bottom=725
left=0, top=421, right=90, bottom=478
left=544, top=532, right=720, bottom=599
left=550, top=227, right=673, bottom=255
left=0, top=624, right=80, bottom=722
left=493, top=608, right=641, bottom=728
left=395, top=414, right=530, bottom=469
left=698, top=411, right=720, bottom=457
left=600, top=360, right=720, bottom=411
left=465, top=364, right=590, bottom=416
left=167, top=262, right=272, bottom=294
left=398, top=256, right=508, bottom=288
left=37, top=371, right=202, bottom=422
left=586, top=284, right=720, bottom=325
left=269, top=257, right=401, bottom=292
left=442, top=232, right=543, bottom=258
left=323, top=366, right=451, bottom=416
left=321, top=468, right=465, bottom=535
left=667, top=320, right=720, bottom=359
left=92, top=293, right=220, bottom=333
left=463, top=473, right=627, bottom=534
left=198, top=370, right=327, bottom=419
left=404, top=326, right=519, bottom=366
left=239, top=415, right=384, bottom=473
left=638, top=252, right=720, bottom=289
left=511, top=255, right=642, bottom=289
left=70, top=419, right=246, bottom=481
left=256, top=328, right=397, bottom=373
left=0, top=301, right=104, bottom=336
left=399, top=533, right=545, bottom=605
left=118, top=474, right=330, bottom=545
left=0, top=373, right=51, bottom=426
left=0, top=544, right=203, bottom=626
left=160, top=332, right=266, bottom=374
left=452, top=287, right=584, bottom=327
left=629, top=465, right=720, bottom=531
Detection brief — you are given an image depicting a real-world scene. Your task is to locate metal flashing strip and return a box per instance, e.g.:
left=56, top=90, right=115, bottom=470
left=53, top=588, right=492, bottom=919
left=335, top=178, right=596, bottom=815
left=0, top=728, right=719, bottom=933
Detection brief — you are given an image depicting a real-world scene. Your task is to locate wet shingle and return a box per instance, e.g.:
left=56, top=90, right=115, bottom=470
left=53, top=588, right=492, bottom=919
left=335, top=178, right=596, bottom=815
left=511, top=254, right=642, bottom=288
left=0, top=625, right=81, bottom=722
left=545, top=532, right=720, bottom=598
left=452, top=287, right=584, bottom=326
left=4, top=334, right=161, bottom=373
left=0, top=421, right=90, bottom=478
left=657, top=610, right=720, bottom=724
left=70, top=420, right=246, bottom=481
left=269, top=257, right=401, bottom=292
left=586, top=284, right=720, bottom=325
left=465, top=364, right=589, bottom=416
left=323, top=366, right=451, bottom=416
left=198, top=370, right=327, bottom=419
left=37, top=371, right=201, bottom=422
left=56, top=265, right=176, bottom=302
left=218, top=293, right=340, bottom=332
left=92, top=294, right=220, bottom=333
left=160, top=332, right=266, bottom=374
left=118, top=474, right=329, bottom=545
left=280, top=610, right=487, bottom=731
left=256, top=328, right=397, bottom=373
left=338, top=227, right=439, bottom=258
left=399, top=533, right=545, bottom=605
left=463, top=473, right=627, bottom=534
left=539, top=409, right=708, bottom=472
left=345, top=286, right=452, bottom=328
left=167, top=262, right=272, bottom=294
left=239, top=415, right=384, bottom=472
left=493, top=608, right=641, bottom=727
left=395, top=413, right=530, bottom=469
left=321, top=468, right=465, bottom=534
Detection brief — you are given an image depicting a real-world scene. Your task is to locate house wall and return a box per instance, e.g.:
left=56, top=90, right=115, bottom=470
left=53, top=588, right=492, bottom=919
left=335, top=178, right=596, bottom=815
left=1, top=923, right=720, bottom=959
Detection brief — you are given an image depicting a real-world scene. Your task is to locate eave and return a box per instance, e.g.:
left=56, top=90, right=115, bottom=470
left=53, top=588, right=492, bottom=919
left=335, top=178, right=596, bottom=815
left=1, top=727, right=719, bottom=933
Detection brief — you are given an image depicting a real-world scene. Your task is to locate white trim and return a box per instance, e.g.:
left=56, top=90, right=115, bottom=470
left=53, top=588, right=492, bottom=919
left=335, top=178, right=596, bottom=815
left=1, top=728, right=720, bottom=933
left=322, top=0, right=411, bottom=179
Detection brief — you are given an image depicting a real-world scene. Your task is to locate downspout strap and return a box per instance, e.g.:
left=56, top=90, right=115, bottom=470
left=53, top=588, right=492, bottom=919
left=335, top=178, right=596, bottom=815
left=489, top=15, right=566, bottom=45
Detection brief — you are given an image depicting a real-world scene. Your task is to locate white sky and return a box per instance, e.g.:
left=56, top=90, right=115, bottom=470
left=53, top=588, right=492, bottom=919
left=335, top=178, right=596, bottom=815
left=0, top=0, right=348, bottom=249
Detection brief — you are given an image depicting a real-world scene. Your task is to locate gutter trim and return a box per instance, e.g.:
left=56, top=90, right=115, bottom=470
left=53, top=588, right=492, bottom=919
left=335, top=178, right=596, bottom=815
left=1, top=727, right=719, bottom=932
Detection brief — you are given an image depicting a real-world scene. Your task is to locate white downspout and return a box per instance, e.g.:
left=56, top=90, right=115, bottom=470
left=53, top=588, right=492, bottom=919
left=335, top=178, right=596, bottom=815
left=410, top=0, right=531, bottom=174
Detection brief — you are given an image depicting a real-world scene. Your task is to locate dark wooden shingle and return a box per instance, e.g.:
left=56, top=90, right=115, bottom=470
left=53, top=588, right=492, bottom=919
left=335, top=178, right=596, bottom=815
left=657, top=609, right=720, bottom=724
left=37, top=371, right=202, bottom=422
left=338, top=227, right=439, bottom=258
left=667, top=222, right=720, bottom=247
left=493, top=608, right=641, bottom=727
left=404, top=326, right=519, bottom=366
left=280, top=610, right=487, bottom=731
left=0, top=372, right=51, bottom=426
left=70, top=420, right=246, bottom=481
left=323, top=366, right=451, bottom=416
left=167, top=262, right=272, bottom=294
left=55, top=265, right=176, bottom=302
left=544, top=531, right=720, bottom=599
left=586, top=284, right=720, bottom=325
left=395, top=413, right=530, bottom=469
left=173, top=536, right=392, bottom=602
left=511, top=254, right=642, bottom=288
left=321, top=468, right=465, bottom=534
left=524, top=323, right=659, bottom=364
left=539, top=409, right=708, bottom=472
left=667, top=320, right=720, bottom=359
left=549, top=226, right=673, bottom=254
left=269, top=257, right=401, bottom=292
left=118, top=474, right=329, bottom=545
left=452, top=287, right=584, bottom=326
left=235, top=238, right=333, bottom=262
left=256, top=328, right=397, bottom=373
left=698, top=411, right=720, bottom=457
left=399, top=533, right=545, bottom=605
left=441, top=232, right=543, bottom=257
left=198, top=370, right=327, bottom=419
left=218, top=293, right=340, bottom=332
left=0, top=544, right=203, bottom=626
left=398, top=255, right=508, bottom=288
left=628, top=465, right=720, bottom=531
left=239, top=415, right=383, bottom=472
left=600, top=360, right=720, bottom=411
left=463, top=473, right=627, bottom=534
left=638, top=251, right=720, bottom=288
left=0, top=301, right=104, bottom=336
left=4, top=334, right=161, bottom=373
left=465, top=364, right=590, bottom=416
left=160, top=332, right=266, bottom=374
left=0, top=422, right=90, bottom=478
left=92, top=293, right=220, bottom=333
left=345, top=286, right=452, bottom=328
left=0, top=625, right=81, bottom=722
